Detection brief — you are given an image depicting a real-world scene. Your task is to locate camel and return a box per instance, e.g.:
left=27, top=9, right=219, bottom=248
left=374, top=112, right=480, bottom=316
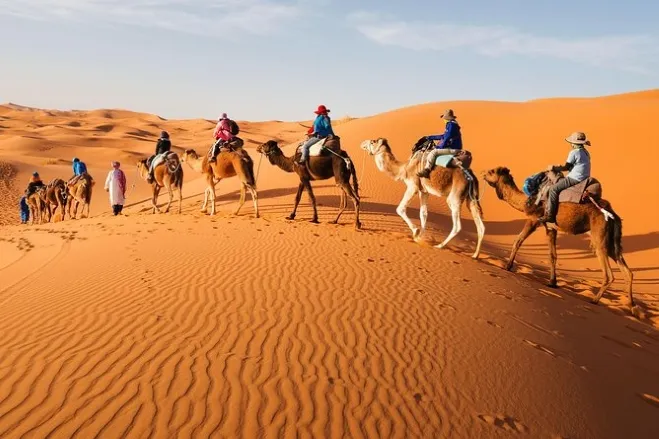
left=26, top=186, right=47, bottom=225
left=360, top=138, right=485, bottom=259
left=180, top=148, right=258, bottom=218
left=43, top=178, right=67, bottom=222
left=67, top=173, right=94, bottom=219
left=137, top=152, right=183, bottom=214
left=256, top=137, right=361, bottom=229
left=482, top=166, right=634, bottom=309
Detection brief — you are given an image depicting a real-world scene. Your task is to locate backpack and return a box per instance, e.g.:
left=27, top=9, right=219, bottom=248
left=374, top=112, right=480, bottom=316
left=522, top=172, right=546, bottom=197
left=229, top=119, right=240, bottom=136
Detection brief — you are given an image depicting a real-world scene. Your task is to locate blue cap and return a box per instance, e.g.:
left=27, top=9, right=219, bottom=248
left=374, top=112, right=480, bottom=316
left=32, top=171, right=39, bottom=177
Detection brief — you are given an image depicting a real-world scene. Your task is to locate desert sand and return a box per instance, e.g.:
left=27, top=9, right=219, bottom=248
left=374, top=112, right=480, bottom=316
left=1, top=91, right=658, bottom=438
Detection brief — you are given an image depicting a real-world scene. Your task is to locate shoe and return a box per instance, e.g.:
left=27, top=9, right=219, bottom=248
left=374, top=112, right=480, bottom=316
left=417, top=169, right=431, bottom=178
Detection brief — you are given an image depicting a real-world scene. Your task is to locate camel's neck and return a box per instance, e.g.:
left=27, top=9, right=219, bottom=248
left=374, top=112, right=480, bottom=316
left=374, top=149, right=408, bottom=181
left=268, top=152, right=295, bottom=173
left=497, top=178, right=528, bottom=212
left=186, top=157, right=204, bottom=174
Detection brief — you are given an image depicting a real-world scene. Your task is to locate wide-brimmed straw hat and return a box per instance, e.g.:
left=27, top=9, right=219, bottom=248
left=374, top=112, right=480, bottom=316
left=441, top=109, right=456, bottom=120
left=565, top=131, right=590, bottom=145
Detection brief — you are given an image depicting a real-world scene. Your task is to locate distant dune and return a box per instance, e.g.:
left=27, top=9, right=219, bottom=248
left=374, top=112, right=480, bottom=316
left=1, top=91, right=658, bottom=438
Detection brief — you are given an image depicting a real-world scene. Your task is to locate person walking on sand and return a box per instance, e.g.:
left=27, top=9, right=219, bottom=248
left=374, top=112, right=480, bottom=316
left=104, top=161, right=127, bottom=215
left=19, top=195, right=30, bottom=224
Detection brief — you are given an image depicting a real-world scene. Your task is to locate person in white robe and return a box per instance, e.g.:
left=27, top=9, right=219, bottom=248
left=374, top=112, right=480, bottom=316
left=104, top=161, right=127, bottom=215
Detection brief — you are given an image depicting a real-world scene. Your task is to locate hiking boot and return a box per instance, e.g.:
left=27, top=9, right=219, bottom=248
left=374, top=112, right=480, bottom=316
left=417, top=168, right=431, bottom=178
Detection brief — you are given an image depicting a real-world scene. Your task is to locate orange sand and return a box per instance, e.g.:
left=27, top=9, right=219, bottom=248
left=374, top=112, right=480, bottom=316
left=1, top=91, right=658, bottom=438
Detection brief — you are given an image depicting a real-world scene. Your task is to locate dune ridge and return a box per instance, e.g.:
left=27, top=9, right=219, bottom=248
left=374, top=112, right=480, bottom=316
left=1, top=90, right=659, bottom=438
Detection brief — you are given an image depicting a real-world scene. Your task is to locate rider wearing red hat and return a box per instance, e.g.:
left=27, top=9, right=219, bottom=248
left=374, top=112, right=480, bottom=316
left=300, top=105, right=334, bottom=164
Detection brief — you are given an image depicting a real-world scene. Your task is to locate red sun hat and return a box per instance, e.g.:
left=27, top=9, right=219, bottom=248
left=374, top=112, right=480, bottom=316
left=314, top=105, right=330, bottom=115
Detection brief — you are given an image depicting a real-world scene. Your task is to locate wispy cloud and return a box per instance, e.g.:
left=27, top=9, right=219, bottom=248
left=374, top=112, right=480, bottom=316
left=0, top=0, right=305, bottom=36
left=348, top=11, right=658, bottom=74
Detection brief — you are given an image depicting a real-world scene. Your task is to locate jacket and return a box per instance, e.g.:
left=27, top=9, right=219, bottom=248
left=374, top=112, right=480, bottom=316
left=213, top=119, right=234, bottom=142
left=155, top=138, right=171, bottom=155
left=309, top=114, right=334, bottom=137
left=426, top=121, right=462, bottom=149
left=73, top=161, right=88, bottom=176
left=25, top=180, right=45, bottom=196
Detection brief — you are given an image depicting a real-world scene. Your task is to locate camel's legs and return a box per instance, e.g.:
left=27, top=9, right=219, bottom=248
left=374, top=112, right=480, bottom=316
left=505, top=219, right=539, bottom=271
left=208, top=178, right=217, bottom=216
left=435, top=193, right=462, bottom=249
left=234, top=184, right=246, bottom=215
left=546, top=228, right=558, bottom=287
left=304, top=181, right=319, bottom=223
left=247, top=185, right=259, bottom=218
left=615, top=255, right=634, bottom=306
left=332, top=189, right=347, bottom=225
left=287, top=182, right=305, bottom=220
left=592, top=242, right=615, bottom=304
left=201, top=187, right=210, bottom=213
left=397, top=182, right=421, bottom=238
left=419, top=191, right=429, bottom=236
left=178, top=185, right=183, bottom=214
left=164, top=179, right=174, bottom=213
left=468, top=199, right=485, bottom=259
left=152, top=186, right=161, bottom=214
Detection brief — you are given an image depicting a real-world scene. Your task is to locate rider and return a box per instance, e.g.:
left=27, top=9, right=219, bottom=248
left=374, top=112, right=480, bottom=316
left=416, top=109, right=463, bottom=178
left=538, top=131, right=592, bottom=227
left=25, top=171, right=45, bottom=197
left=299, top=105, right=334, bottom=164
left=209, top=113, right=234, bottom=163
left=68, top=157, right=88, bottom=185
left=148, top=131, right=171, bottom=183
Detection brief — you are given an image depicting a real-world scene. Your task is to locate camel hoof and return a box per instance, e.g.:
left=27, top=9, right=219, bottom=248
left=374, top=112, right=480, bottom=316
left=435, top=243, right=446, bottom=249
left=355, top=222, right=362, bottom=230
left=547, top=281, right=558, bottom=289
left=471, top=253, right=479, bottom=260
left=310, top=219, right=320, bottom=224
left=590, top=298, right=600, bottom=305
left=330, top=220, right=339, bottom=225
left=412, top=228, right=421, bottom=238
left=504, top=263, right=513, bottom=272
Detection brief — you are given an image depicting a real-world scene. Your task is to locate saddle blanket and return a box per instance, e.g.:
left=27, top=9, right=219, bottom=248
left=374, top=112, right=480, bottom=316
left=296, top=138, right=328, bottom=157
left=536, top=177, right=602, bottom=205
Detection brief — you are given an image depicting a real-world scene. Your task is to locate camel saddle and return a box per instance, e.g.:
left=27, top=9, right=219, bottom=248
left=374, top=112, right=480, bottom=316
left=296, top=135, right=341, bottom=158
left=219, top=137, right=244, bottom=153
left=429, top=150, right=473, bottom=169
left=535, top=175, right=603, bottom=205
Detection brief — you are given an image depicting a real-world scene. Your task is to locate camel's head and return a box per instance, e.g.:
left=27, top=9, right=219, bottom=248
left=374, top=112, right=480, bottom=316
left=136, top=158, right=149, bottom=179
left=360, top=138, right=388, bottom=155
left=257, top=140, right=281, bottom=156
left=482, top=167, right=511, bottom=187
left=181, top=149, right=199, bottom=163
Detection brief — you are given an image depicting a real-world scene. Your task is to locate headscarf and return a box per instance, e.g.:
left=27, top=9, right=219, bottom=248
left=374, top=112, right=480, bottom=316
left=112, top=161, right=120, bottom=169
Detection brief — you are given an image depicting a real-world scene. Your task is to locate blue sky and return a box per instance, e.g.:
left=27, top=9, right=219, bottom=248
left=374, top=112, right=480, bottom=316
left=1, top=0, right=658, bottom=121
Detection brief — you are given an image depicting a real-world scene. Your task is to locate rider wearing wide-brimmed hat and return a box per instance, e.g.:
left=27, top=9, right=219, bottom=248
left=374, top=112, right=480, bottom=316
left=299, top=105, right=335, bottom=165
left=417, top=109, right=463, bottom=178
left=539, top=131, right=592, bottom=226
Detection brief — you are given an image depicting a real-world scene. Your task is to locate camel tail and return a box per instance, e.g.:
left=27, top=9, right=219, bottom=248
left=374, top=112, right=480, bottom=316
left=349, top=158, right=360, bottom=200
left=244, top=156, right=257, bottom=187
left=466, top=169, right=483, bottom=218
left=605, top=208, right=624, bottom=261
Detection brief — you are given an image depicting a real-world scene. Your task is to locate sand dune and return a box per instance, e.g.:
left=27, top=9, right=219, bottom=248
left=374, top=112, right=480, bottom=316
left=1, top=91, right=659, bottom=438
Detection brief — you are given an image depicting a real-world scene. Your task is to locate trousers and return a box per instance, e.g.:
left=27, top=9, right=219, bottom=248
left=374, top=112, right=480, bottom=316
left=545, top=176, right=579, bottom=220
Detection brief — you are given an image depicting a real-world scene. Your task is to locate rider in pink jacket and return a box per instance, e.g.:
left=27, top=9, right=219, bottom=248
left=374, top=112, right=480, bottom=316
left=210, top=113, right=234, bottom=163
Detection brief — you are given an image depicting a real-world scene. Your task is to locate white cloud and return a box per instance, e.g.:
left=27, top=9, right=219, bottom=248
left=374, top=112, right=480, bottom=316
left=348, top=11, right=657, bottom=74
left=0, top=0, right=305, bottom=36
